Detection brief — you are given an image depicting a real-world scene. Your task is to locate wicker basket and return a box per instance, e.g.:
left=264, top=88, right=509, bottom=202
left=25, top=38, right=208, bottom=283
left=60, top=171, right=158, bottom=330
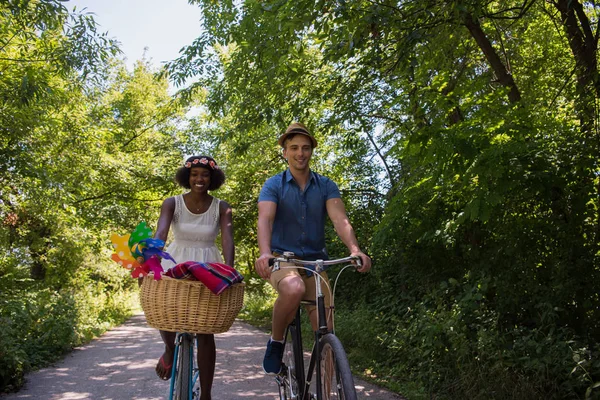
left=140, top=275, right=245, bottom=334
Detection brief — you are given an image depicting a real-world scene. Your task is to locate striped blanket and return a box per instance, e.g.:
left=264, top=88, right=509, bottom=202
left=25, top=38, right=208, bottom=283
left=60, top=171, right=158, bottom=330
left=165, top=261, right=244, bottom=295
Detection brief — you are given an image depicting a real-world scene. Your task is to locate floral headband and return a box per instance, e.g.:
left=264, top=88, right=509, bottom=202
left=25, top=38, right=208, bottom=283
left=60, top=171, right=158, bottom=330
left=184, top=157, right=219, bottom=170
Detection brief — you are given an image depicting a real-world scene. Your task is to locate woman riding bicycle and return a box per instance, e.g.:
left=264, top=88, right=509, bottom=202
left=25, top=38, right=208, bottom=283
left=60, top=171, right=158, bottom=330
left=153, top=155, right=235, bottom=400
left=254, top=122, right=371, bottom=375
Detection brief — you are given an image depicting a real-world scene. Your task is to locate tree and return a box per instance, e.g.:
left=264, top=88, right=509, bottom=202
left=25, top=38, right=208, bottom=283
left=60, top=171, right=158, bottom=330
left=166, top=0, right=600, bottom=397
left=0, top=1, right=190, bottom=391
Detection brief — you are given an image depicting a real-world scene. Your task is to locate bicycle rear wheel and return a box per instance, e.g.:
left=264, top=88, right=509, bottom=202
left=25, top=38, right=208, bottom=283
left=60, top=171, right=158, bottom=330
left=319, top=334, right=357, bottom=400
left=174, top=334, right=193, bottom=400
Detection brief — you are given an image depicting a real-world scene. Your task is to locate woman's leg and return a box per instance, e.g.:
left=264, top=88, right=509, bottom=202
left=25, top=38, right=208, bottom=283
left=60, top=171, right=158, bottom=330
left=156, top=330, right=176, bottom=380
left=196, top=333, right=216, bottom=400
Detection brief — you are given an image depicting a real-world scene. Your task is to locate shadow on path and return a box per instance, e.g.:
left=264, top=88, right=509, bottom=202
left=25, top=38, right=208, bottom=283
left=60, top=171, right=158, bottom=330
left=1, top=314, right=403, bottom=400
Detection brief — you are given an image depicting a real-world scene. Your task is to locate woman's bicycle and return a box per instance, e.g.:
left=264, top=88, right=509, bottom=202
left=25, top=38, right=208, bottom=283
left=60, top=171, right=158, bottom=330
left=269, top=252, right=361, bottom=400
left=168, top=332, right=200, bottom=400
left=139, top=275, right=245, bottom=400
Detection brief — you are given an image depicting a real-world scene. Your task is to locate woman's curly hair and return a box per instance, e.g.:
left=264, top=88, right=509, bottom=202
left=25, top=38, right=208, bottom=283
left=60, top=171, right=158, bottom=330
left=175, top=155, right=225, bottom=190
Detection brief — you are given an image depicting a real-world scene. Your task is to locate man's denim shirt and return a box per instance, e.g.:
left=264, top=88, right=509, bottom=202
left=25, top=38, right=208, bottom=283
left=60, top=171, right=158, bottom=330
left=258, top=169, right=341, bottom=263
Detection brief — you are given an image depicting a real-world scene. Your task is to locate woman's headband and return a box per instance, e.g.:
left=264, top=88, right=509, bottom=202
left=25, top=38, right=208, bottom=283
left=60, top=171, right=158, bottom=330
left=184, top=157, right=219, bottom=170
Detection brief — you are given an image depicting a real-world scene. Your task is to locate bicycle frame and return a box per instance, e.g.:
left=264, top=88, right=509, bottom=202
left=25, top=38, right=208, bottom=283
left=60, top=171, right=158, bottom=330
left=272, top=254, right=360, bottom=400
left=285, top=300, right=329, bottom=400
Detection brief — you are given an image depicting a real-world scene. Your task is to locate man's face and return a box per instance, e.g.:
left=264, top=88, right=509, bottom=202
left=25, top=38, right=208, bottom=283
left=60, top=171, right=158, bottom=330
left=283, top=134, right=313, bottom=172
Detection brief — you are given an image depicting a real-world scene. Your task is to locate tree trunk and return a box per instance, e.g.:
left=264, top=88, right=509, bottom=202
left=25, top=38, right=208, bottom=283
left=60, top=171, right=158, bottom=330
left=462, top=12, right=522, bottom=104
left=553, top=0, right=600, bottom=238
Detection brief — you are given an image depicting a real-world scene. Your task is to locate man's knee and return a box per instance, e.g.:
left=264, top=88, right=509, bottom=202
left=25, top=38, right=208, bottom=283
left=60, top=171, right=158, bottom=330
left=278, top=275, right=306, bottom=300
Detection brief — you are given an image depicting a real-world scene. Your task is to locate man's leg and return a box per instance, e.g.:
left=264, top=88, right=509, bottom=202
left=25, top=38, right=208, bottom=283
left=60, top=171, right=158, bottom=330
left=271, top=274, right=305, bottom=340
left=263, top=267, right=305, bottom=373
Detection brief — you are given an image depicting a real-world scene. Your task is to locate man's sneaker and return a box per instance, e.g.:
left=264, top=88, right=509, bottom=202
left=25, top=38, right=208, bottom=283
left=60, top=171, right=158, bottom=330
left=262, top=339, right=284, bottom=374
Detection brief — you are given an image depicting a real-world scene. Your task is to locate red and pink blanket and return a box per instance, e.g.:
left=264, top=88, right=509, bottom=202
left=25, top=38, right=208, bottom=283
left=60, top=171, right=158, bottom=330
left=165, top=261, right=244, bottom=295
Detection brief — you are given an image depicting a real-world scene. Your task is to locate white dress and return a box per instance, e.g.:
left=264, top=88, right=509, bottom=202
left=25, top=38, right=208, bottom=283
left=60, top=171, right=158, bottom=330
left=160, top=195, right=223, bottom=271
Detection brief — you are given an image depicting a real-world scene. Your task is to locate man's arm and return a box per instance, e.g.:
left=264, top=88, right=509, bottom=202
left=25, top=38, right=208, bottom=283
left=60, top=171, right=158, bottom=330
left=255, top=201, right=277, bottom=279
left=326, top=197, right=372, bottom=272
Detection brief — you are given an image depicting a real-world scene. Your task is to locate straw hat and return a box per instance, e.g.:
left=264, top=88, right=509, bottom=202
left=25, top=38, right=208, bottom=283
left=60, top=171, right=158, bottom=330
left=278, top=122, right=317, bottom=148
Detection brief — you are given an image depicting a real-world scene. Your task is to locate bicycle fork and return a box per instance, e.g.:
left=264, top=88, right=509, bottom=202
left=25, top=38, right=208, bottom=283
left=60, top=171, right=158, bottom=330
left=168, top=334, right=182, bottom=400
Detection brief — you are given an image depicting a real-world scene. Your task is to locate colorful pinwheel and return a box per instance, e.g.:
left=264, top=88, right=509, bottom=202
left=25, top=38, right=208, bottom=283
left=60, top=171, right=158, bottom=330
left=110, top=222, right=175, bottom=280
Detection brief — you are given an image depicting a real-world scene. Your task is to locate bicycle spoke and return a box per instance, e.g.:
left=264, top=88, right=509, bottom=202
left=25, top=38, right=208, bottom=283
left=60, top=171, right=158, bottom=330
left=321, top=346, right=335, bottom=399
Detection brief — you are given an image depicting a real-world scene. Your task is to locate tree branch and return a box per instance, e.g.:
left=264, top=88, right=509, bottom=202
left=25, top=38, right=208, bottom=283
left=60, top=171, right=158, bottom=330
left=462, top=12, right=521, bottom=103
left=0, top=57, right=51, bottom=63
left=361, top=123, right=396, bottom=188
left=339, top=188, right=386, bottom=198
left=0, top=32, right=19, bottom=53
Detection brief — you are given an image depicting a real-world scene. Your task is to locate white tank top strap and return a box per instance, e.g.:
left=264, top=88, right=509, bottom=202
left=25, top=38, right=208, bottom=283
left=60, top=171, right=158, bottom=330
left=212, top=197, right=220, bottom=224
left=173, top=194, right=183, bottom=224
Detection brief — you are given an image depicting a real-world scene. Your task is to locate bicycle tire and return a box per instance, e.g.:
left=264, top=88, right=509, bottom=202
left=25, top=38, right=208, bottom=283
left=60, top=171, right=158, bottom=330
left=319, top=334, right=357, bottom=400
left=174, top=334, right=192, bottom=400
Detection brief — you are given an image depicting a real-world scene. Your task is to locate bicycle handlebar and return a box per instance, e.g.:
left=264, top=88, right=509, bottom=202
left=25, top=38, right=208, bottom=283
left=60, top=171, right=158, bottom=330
left=268, top=253, right=362, bottom=272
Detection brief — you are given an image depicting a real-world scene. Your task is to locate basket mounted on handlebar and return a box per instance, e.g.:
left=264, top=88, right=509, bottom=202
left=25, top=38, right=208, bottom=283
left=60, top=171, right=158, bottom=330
left=140, top=275, right=245, bottom=334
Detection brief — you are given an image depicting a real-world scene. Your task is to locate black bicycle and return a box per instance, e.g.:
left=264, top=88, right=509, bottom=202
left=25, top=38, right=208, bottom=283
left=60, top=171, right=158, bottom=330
left=269, top=252, right=360, bottom=400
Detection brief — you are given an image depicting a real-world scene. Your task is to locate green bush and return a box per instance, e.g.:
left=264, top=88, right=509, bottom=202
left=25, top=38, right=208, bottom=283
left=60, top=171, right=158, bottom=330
left=0, top=261, right=139, bottom=393
left=236, top=276, right=276, bottom=330
left=336, top=276, right=600, bottom=399
left=0, top=290, right=75, bottom=391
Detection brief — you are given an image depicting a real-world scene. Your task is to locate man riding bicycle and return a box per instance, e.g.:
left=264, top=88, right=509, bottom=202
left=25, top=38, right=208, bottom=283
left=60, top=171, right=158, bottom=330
left=255, top=122, right=372, bottom=375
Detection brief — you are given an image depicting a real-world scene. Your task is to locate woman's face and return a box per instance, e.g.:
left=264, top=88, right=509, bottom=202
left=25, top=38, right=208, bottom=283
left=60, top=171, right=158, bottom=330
left=189, top=167, right=211, bottom=193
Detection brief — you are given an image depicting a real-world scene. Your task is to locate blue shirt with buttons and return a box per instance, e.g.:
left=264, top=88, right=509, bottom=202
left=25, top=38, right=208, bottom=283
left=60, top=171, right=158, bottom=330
left=258, top=169, right=341, bottom=261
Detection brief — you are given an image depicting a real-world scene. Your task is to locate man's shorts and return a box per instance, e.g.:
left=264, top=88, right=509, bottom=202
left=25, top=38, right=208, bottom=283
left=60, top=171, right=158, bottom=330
left=269, top=259, right=331, bottom=314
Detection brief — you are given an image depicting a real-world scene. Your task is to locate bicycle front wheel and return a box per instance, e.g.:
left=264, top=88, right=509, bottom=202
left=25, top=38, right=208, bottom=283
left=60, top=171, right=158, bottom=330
left=174, top=334, right=193, bottom=400
left=319, top=334, right=357, bottom=400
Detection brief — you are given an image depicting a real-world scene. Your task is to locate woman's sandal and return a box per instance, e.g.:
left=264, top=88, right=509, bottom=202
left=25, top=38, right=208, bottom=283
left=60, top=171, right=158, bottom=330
left=155, top=354, right=173, bottom=380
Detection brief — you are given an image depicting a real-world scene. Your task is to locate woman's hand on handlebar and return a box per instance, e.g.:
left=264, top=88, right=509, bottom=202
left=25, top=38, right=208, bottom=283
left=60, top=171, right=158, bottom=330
left=351, top=251, right=372, bottom=273
left=255, top=253, right=275, bottom=280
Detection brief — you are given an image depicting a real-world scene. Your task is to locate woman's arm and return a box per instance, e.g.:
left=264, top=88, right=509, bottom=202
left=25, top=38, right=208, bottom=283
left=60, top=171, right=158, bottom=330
left=155, top=197, right=176, bottom=242
left=138, top=196, right=175, bottom=286
left=219, top=200, right=235, bottom=267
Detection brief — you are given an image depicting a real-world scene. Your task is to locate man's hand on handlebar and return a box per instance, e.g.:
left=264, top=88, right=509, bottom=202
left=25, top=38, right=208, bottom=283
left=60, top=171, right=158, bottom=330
left=351, top=251, right=372, bottom=273
left=255, top=253, right=275, bottom=280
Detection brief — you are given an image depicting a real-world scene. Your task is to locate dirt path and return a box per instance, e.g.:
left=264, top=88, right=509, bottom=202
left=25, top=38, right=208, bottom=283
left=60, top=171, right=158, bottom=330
left=1, top=314, right=404, bottom=400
